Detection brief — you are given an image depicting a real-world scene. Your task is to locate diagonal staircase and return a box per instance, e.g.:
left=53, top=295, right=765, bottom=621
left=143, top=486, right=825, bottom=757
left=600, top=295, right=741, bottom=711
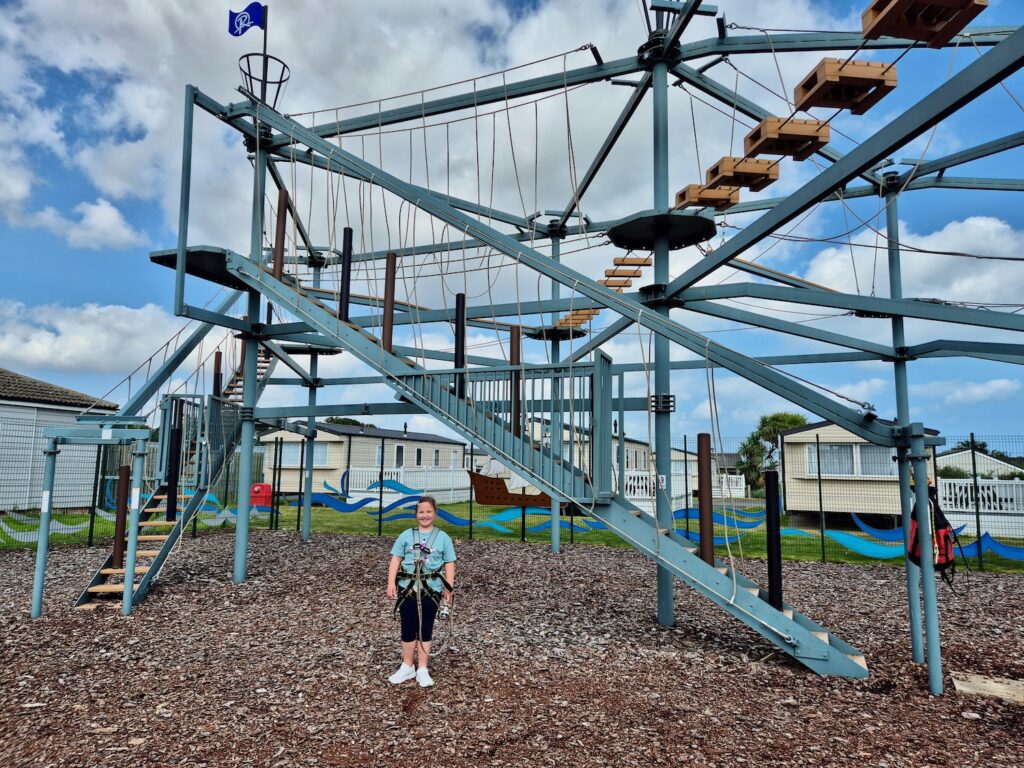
left=218, top=246, right=868, bottom=678
left=75, top=350, right=277, bottom=608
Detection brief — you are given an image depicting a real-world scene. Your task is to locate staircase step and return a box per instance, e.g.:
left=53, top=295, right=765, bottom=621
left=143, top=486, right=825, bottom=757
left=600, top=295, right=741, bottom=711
left=138, top=520, right=176, bottom=528
left=783, top=608, right=794, bottom=620
left=743, top=586, right=759, bottom=596
left=100, top=567, right=150, bottom=576
left=846, top=653, right=867, bottom=670
left=151, top=494, right=190, bottom=500
left=136, top=550, right=161, bottom=558
left=137, top=534, right=170, bottom=542
left=715, top=566, right=728, bottom=575
left=811, top=630, right=830, bottom=644
left=87, top=583, right=136, bottom=594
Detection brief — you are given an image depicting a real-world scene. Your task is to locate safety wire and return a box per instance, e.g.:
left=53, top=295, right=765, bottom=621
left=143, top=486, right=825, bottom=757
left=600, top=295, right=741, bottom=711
left=704, top=340, right=740, bottom=604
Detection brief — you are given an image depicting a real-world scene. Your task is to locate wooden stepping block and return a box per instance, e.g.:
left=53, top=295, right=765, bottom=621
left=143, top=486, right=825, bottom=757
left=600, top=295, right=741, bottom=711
left=952, top=672, right=1024, bottom=704
left=794, top=58, right=897, bottom=115
left=137, top=534, right=169, bottom=542
left=862, top=0, right=987, bottom=49
left=100, top=567, right=150, bottom=576
left=614, top=255, right=653, bottom=267
left=705, top=157, right=780, bottom=191
left=745, top=118, right=830, bottom=161
left=600, top=278, right=633, bottom=288
left=674, top=184, right=740, bottom=211
left=138, top=520, right=176, bottom=528
left=605, top=268, right=643, bottom=278
left=87, top=583, right=136, bottom=594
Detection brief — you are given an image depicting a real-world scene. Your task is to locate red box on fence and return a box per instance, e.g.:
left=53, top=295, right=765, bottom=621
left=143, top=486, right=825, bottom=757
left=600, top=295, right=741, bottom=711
left=250, top=483, right=273, bottom=507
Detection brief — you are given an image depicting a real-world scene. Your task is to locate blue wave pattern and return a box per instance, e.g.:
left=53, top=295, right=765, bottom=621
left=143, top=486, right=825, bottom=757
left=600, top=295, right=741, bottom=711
left=366, top=479, right=424, bottom=495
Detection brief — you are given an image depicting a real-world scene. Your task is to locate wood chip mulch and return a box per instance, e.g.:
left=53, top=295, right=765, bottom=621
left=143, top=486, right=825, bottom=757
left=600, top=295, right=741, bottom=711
left=1, top=532, right=1022, bottom=767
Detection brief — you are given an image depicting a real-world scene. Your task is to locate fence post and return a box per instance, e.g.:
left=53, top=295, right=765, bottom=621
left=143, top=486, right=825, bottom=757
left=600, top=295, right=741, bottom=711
left=969, top=432, right=984, bottom=572
left=468, top=444, right=474, bottom=540
left=88, top=444, right=103, bottom=547
left=683, top=434, right=691, bottom=537
left=815, top=434, right=826, bottom=563
left=697, top=433, right=714, bottom=566
left=296, top=439, right=305, bottom=533
left=765, top=470, right=783, bottom=611
left=30, top=438, right=60, bottom=619
left=378, top=437, right=385, bottom=537
left=112, top=464, right=130, bottom=570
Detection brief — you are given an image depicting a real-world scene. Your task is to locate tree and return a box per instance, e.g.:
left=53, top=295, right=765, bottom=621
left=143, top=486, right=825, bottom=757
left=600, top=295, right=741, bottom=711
left=737, top=412, right=809, bottom=489
left=325, top=417, right=376, bottom=429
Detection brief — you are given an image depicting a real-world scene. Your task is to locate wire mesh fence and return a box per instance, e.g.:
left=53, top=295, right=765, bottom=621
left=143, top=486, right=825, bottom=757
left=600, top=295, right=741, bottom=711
left=3, top=417, right=1022, bottom=574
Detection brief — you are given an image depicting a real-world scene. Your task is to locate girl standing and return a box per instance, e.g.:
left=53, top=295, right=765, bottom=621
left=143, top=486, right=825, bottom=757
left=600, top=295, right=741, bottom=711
left=386, top=496, right=456, bottom=687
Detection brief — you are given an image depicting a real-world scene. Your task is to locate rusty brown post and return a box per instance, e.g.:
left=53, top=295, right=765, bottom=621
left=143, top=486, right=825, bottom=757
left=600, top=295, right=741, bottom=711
left=213, top=349, right=223, bottom=398
left=697, top=432, right=714, bottom=565
left=112, top=464, right=130, bottom=569
left=381, top=252, right=397, bottom=353
left=272, top=187, right=287, bottom=280
left=510, top=325, right=522, bottom=438
left=166, top=400, right=183, bottom=522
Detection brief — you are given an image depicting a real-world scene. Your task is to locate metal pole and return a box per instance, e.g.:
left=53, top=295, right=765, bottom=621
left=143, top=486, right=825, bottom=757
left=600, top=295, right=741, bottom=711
left=381, top=252, right=397, bottom=353
left=112, top=464, right=130, bottom=570
left=653, top=52, right=674, bottom=627
left=468, top=443, right=474, bottom=540
left=550, top=233, right=562, bottom=554
left=338, top=226, right=353, bottom=321
left=30, top=438, right=60, bottom=618
left=88, top=443, right=102, bottom=547
left=816, top=434, right=826, bottom=563
left=617, top=374, right=626, bottom=499
left=232, top=134, right=267, bottom=584
left=885, top=173, right=924, bottom=663
left=697, top=433, right=714, bottom=566
left=260, top=5, right=269, bottom=103
left=765, top=470, right=783, bottom=610
left=302, top=354, right=318, bottom=542
left=454, top=292, right=467, bottom=399
left=911, top=427, right=943, bottom=695
left=683, top=434, right=691, bottom=537
left=213, top=349, right=223, bottom=398
left=166, top=400, right=183, bottom=523
left=296, top=439, right=305, bottom=532
left=969, top=433, right=984, bottom=571
left=378, top=437, right=385, bottom=536
left=122, top=438, right=147, bottom=615
left=174, top=86, right=194, bottom=316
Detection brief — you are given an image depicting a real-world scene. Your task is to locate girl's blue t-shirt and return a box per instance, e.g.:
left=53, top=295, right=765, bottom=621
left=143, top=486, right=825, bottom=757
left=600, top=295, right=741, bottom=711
left=390, top=527, right=456, bottom=592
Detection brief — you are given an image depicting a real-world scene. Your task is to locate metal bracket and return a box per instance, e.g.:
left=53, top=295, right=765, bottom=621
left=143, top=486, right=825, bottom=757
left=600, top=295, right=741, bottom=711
left=650, top=393, right=676, bottom=413
left=238, top=406, right=254, bottom=420
left=244, top=124, right=273, bottom=152
left=306, top=251, right=327, bottom=269
left=637, top=32, right=683, bottom=70
left=639, top=282, right=684, bottom=309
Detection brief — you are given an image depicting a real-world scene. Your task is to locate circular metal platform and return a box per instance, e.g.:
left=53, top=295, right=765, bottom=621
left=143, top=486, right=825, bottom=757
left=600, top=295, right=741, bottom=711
left=606, top=210, right=716, bottom=251
left=523, top=326, right=588, bottom=342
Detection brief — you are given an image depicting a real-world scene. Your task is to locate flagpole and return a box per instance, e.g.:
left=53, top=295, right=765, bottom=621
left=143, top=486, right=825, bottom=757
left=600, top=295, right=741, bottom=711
left=260, top=4, right=269, bottom=103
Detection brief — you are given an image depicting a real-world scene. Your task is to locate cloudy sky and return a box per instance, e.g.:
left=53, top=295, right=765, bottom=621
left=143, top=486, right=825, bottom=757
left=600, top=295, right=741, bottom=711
left=1, top=0, right=1022, bottom=447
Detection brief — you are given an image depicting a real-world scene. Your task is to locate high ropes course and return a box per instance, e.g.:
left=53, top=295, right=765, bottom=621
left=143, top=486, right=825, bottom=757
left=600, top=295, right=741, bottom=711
left=30, top=1, right=1024, bottom=696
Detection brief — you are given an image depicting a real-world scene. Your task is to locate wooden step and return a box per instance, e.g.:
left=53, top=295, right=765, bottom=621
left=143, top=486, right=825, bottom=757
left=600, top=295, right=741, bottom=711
left=138, top=519, right=176, bottom=528
left=783, top=608, right=794, bottom=620
left=714, top=566, right=728, bottom=575
left=705, top=156, right=780, bottom=192
left=100, top=567, right=150, bottom=576
left=605, top=267, right=642, bottom=278
left=87, top=583, right=136, bottom=594
left=862, top=0, right=987, bottom=49
left=599, top=278, right=633, bottom=288
left=137, top=534, right=170, bottom=542
left=658, top=527, right=671, bottom=535
left=674, top=184, right=740, bottom=211
left=811, top=630, right=830, bottom=644
left=135, top=549, right=161, bottom=558
left=614, top=255, right=653, bottom=267
left=745, top=118, right=829, bottom=161
left=794, top=58, right=897, bottom=115
left=743, top=586, right=759, bottom=597
left=146, top=508, right=168, bottom=515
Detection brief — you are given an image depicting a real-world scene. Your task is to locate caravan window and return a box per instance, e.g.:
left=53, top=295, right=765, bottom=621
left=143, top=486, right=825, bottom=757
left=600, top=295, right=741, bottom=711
left=806, top=443, right=854, bottom=476
left=395, top=445, right=405, bottom=467
left=860, top=445, right=897, bottom=477
left=280, top=442, right=328, bottom=468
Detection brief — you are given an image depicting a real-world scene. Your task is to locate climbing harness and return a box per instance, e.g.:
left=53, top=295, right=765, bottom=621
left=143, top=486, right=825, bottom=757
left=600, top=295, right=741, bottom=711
left=393, top=527, right=457, bottom=654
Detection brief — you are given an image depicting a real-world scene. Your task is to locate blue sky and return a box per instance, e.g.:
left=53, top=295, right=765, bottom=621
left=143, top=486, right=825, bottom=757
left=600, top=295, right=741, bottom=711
left=1, top=0, right=1022, bottom=443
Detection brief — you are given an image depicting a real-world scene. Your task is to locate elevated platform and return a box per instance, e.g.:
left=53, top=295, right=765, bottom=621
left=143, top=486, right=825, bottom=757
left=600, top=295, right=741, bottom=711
left=606, top=210, right=716, bottom=251
left=862, top=0, right=987, bottom=48
left=523, top=326, right=587, bottom=341
left=674, top=184, right=740, bottom=211
left=150, top=247, right=249, bottom=290
left=745, top=117, right=830, bottom=161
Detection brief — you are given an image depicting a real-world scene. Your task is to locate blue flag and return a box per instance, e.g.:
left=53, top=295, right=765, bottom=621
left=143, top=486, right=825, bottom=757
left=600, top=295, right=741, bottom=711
left=229, top=3, right=266, bottom=37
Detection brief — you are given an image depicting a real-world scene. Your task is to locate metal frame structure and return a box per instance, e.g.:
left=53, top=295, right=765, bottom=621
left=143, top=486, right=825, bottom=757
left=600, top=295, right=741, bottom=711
left=30, top=3, right=1024, bottom=693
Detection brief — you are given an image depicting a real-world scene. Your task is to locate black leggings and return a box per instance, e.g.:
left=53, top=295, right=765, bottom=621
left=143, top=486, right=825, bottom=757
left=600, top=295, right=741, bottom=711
left=400, top=590, right=440, bottom=642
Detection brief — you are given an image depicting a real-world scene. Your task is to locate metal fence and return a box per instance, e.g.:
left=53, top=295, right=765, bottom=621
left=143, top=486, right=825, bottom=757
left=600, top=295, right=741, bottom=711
left=3, top=420, right=1022, bottom=573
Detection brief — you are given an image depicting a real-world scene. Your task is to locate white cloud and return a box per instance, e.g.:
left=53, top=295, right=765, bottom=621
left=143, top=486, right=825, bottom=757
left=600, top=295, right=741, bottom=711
left=911, top=378, right=1021, bottom=407
left=0, top=299, right=184, bottom=374
left=29, top=198, right=145, bottom=250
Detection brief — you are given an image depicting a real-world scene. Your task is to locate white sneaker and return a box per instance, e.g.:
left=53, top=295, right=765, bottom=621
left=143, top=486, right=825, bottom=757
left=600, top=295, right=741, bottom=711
left=416, top=667, right=434, bottom=688
left=388, top=664, right=416, bottom=684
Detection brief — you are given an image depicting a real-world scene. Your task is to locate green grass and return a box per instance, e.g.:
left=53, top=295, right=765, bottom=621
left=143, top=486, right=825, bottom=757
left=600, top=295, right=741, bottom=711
left=3, top=501, right=1023, bottom=574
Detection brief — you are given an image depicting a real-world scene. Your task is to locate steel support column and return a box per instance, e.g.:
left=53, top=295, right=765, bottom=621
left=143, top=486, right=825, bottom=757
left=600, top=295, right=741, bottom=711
left=653, top=55, right=674, bottom=627
left=885, top=175, right=924, bottom=664
left=910, top=427, right=943, bottom=695
left=303, top=353, right=318, bottom=542
left=122, top=438, right=147, bottom=616
left=30, top=439, right=60, bottom=618
left=550, top=232, right=562, bottom=554
left=233, top=144, right=267, bottom=584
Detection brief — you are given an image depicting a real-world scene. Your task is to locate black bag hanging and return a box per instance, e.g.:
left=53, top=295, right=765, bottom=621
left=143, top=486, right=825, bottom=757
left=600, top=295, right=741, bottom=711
left=908, top=485, right=956, bottom=587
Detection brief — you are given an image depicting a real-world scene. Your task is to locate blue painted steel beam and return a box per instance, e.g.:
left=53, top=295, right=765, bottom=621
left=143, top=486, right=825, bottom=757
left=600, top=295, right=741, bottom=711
left=180, top=304, right=251, bottom=333
left=267, top=159, right=316, bottom=254
left=255, top=396, right=651, bottom=420
left=663, top=0, right=710, bottom=51
left=902, top=129, right=1024, bottom=178
left=558, top=71, right=652, bottom=228
left=678, top=283, right=1024, bottom=333
left=650, top=0, right=718, bottom=17
left=118, top=290, right=242, bottom=416
left=221, top=100, right=897, bottom=444
left=279, top=56, right=644, bottom=145
left=260, top=340, right=317, bottom=385
left=666, top=27, right=1024, bottom=295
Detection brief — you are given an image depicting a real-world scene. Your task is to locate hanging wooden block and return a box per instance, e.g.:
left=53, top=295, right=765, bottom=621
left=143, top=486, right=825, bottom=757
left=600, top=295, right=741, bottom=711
left=794, top=58, right=897, bottom=115
left=744, top=118, right=830, bottom=161
left=614, top=255, right=654, bottom=267
left=674, top=184, right=740, bottom=211
left=862, top=0, right=987, bottom=48
left=605, top=267, right=643, bottom=278
left=599, top=277, right=634, bottom=288
left=705, top=157, right=780, bottom=192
